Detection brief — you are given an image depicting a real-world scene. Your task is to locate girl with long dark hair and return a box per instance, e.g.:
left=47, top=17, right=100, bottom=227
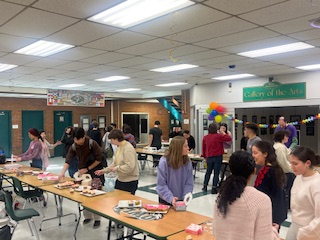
left=252, top=141, right=287, bottom=226
left=213, top=151, right=280, bottom=239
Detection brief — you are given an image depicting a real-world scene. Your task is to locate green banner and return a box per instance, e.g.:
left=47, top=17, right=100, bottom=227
left=243, top=82, right=306, bottom=102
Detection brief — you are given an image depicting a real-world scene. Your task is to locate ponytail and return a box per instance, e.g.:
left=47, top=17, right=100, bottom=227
left=315, top=155, right=320, bottom=166
left=216, top=175, right=247, bottom=217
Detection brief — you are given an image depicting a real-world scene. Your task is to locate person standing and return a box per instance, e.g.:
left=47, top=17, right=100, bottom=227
left=149, top=120, right=162, bottom=167
left=95, top=129, right=139, bottom=194
left=286, top=146, right=320, bottom=240
left=183, top=130, right=195, bottom=153
left=213, top=151, right=280, bottom=240
left=202, top=123, right=232, bottom=194
left=273, top=130, right=295, bottom=209
left=244, top=123, right=261, bottom=154
left=60, top=126, right=78, bottom=178
left=39, top=130, right=61, bottom=171
left=123, top=125, right=136, bottom=148
left=274, top=116, right=298, bottom=151
left=13, top=128, right=43, bottom=169
left=219, top=123, right=232, bottom=151
left=252, top=141, right=287, bottom=227
left=59, top=127, right=104, bottom=228
left=169, top=126, right=183, bottom=138
left=89, top=121, right=102, bottom=147
left=156, top=136, right=193, bottom=206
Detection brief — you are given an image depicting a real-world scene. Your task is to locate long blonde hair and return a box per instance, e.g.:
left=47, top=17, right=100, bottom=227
left=165, top=136, right=189, bottom=169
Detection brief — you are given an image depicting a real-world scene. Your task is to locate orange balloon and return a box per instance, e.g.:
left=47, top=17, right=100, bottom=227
left=209, top=102, right=218, bottom=110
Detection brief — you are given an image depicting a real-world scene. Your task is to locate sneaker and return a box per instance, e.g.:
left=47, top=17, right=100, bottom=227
left=93, top=221, right=100, bottom=228
left=202, top=186, right=207, bottom=192
left=83, top=219, right=92, bottom=224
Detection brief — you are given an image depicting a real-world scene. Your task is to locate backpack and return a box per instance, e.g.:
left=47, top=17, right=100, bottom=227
left=71, top=139, right=106, bottom=168
left=0, top=148, right=5, bottom=164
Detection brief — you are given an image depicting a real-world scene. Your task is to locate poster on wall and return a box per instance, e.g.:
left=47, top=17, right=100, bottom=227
left=47, top=89, right=105, bottom=107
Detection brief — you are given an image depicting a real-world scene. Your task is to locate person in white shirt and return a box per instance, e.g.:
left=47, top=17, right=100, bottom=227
left=273, top=130, right=295, bottom=209
left=286, top=146, right=320, bottom=240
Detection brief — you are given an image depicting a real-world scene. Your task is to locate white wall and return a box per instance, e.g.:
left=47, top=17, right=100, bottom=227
left=190, top=71, right=320, bottom=106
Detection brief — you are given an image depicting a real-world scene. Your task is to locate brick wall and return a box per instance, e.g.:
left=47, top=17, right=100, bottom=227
left=1, top=97, right=176, bottom=153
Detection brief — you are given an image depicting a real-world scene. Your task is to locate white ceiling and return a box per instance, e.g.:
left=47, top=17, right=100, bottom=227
left=0, top=0, right=320, bottom=98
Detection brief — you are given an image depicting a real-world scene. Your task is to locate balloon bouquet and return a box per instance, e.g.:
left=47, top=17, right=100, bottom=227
left=206, top=102, right=225, bottom=123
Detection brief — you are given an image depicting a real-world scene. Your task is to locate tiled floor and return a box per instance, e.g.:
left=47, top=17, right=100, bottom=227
left=5, top=157, right=290, bottom=239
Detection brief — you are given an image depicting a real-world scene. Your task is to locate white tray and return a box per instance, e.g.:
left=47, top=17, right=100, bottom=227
left=80, top=189, right=105, bottom=197
left=118, top=200, right=142, bottom=208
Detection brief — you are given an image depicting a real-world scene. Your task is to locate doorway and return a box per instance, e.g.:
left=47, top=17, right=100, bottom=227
left=54, top=111, right=72, bottom=157
left=22, top=111, right=44, bottom=152
left=0, top=111, right=12, bottom=156
left=122, top=113, right=149, bottom=143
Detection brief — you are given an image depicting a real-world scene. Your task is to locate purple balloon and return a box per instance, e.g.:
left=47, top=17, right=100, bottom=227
left=208, top=114, right=214, bottom=121
left=211, top=110, right=218, bottom=117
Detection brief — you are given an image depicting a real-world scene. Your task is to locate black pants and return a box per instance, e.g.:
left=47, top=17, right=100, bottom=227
left=0, top=225, right=12, bottom=240
left=285, top=172, right=296, bottom=209
left=115, top=180, right=138, bottom=195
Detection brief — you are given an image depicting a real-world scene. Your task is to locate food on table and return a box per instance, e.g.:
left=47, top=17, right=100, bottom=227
left=71, top=184, right=80, bottom=189
left=57, top=181, right=74, bottom=188
left=82, top=189, right=96, bottom=195
left=186, top=235, right=192, bottom=240
left=70, top=188, right=74, bottom=193
left=143, top=204, right=169, bottom=212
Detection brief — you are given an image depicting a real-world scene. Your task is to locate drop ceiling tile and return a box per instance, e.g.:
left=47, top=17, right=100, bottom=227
left=195, top=28, right=280, bottom=49
left=0, top=34, right=36, bottom=53
left=239, top=0, right=320, bottom=25
left=266, top=13, right=320, bottom=34
left=54, top=61, right=97, bottom=71
left=83, top=52, right=133, bottom=64
left=5, top=0, right=35, bottom=5
left=288, top=29, right=320, bottom=41
left=84, top=31, right=155, bottom=51
left=116, top=38, right=185, bottom=55
left=173, top=17, right=257, bottom=43
left=56, top=71, right=90, bottom=78
left=32, top=69, right=69, bottom=77
left=45, top=20, right=121, bottom=45
left=0, top=8, right=78, bottom=38
left=190, top=55, right=245, bottom=67
left=250, top=67, right=303, bottom=76
left=217, top=36, right=298, bottom=53
left=306, top=38, right=320, bottom=47
left=254, top=48, right=320, bottom=62
left=130, top=4, right=230, bottom=37
left=78, top=65, right=119, bottom=74
left=0, top=53, right=41, bottom=65
left=25, top=58, right=72, bottom=68
left=0, top=1, right=25, bottom=26
left=144, top=45, right=209, bottom=61
left=9, top=66, right=43, bottom=74
left=129, top=60, right=177, bottom=71
left=51, top=47, right=106, bottom=61
left=108, top=57, right=156, bottom=67
left=204, top=0, right=286, bottom=15
left=176, top=50, right=228, bottom=62
left=33, top=0, right=123, bottom=18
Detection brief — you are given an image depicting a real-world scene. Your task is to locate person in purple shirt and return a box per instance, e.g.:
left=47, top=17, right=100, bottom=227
left=156, top=136, right=193, bottom=206
left=274, top=116, right=298, bottom=151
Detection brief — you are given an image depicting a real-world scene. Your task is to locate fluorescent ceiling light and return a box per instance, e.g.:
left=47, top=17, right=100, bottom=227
left=238, top=42, right=315, bottom=58
left=116, top=88, right=141, bottom=92
left=213, top=74, right=255, bottom=81
left=88, top=0, right=194, bottom=28
left=156, top=82, right=188, bottom=87
left=296, top=64, right=320, bottom=70
left=0, top=63, right=18, bottom=72
left=15, top=40, right=74, bottom=57
left=58, top=84, right=85, bottom=88
left=150, top=64, right=199, bottom=73
left=95, top=76, right=130, bottom=82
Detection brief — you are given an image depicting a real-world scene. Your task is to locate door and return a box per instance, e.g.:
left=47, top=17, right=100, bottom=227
left=54, top=111, right=72, bottom=157
left=0, top=111, right=12, bottom=156
left=22, top=111, right=44, bottom=152
left=123, top=114, right=140, bottom=142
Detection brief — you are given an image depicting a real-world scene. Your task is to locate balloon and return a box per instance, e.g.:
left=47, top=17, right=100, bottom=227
left=216, top=105, right=225, bottom=114
left=209, top=102, right=218, bottom=110
left=206, top=107, right=212, bottom=114
left=208, top=114, right=214, bottom=121
left=211, top=110, right=218, bottom=117
left=215, top=115, right=223, bottom=123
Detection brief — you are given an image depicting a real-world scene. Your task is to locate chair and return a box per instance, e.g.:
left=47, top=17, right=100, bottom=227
left=0, top=190, right=40, bottom=240
left=11, top=177, right=45, bottom=216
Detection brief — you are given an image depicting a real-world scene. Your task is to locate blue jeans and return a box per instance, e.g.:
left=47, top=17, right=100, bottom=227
left=204, top=155, right=223, bottom=188
left=68, top=157, right=78, bottom=178
left=31, top=158, right=42, bottom=170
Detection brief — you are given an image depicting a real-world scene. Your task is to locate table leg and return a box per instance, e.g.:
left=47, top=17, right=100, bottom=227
left=73, top=203, right=82, bottom=240
left=107, top=219, right=112, bottom=240
left=39, top=194, right=77, bottom=231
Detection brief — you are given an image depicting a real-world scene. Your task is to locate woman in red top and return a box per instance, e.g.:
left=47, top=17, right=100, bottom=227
left=202, top=123, right=232, bottom=194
